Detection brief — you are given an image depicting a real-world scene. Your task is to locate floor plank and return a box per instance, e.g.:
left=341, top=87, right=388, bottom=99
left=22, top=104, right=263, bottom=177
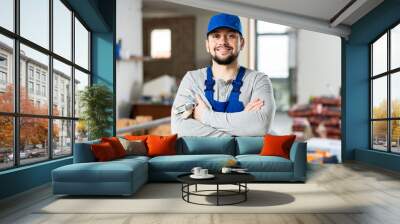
left=1, top=163, right=400, bottom=224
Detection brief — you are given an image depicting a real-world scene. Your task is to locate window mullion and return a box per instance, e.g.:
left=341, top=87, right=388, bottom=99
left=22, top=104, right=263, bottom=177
left=388, top=30, right=391, bottom=152
left=48, top=0, right=53, bottom=160
left=71, top=10, right=76, bottom=153
left=13, top=0, right=20, bottom=167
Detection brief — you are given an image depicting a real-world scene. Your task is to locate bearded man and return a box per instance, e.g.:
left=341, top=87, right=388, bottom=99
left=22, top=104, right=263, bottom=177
left=171, top=13, right=276, bottom=137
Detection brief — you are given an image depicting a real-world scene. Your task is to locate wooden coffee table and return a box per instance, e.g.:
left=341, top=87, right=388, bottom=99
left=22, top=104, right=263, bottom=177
left=177, top=172, right=255, bottom=206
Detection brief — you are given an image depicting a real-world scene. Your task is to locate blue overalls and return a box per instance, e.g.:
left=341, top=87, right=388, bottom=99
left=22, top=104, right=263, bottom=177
left=204, top=66, right=246, bottom=113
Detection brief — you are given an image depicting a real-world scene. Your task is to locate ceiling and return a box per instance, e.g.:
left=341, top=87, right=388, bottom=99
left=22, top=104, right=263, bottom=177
left=152, top=0, right=384, bottom=38
left=224, top=0, right=382, bottom=26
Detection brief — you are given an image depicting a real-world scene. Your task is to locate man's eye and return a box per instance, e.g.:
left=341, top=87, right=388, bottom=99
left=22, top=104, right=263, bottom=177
left=213, top=34, right=220, bottom=38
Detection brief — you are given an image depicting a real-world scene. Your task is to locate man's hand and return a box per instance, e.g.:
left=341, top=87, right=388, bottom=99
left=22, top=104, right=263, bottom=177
left=194, top=95, right=209, bottom=122
left=244, top=98, right=264, bottom=112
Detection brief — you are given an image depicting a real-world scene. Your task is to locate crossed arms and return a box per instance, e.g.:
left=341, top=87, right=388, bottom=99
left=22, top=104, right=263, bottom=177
left=171, top=72, right=276, bottom=137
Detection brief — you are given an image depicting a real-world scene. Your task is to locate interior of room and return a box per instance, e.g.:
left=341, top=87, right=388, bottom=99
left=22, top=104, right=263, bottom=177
left=0, top=0, right=400, bottom=223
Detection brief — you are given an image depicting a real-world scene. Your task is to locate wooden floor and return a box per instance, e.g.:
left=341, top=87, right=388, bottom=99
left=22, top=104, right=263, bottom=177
left=1, top=162, right=400, bottom=224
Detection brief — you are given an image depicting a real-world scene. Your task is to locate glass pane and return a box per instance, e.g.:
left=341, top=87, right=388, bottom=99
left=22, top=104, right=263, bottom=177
left=257, top=35, right=289, bottom=78
left=20, top=44, right=49, bottom=115
left=75, top=120, right=88, bottom=143
left=0, top=0, right=14, bottom=31
left=151, top=29, right=171, bottom=58
left=372, top=77, right=387, bottom=119
left=75, top=18, right=89, bottom=69
left=74, top=69, right=89, bottom=118
left=0, top=116, right=13, bottom=170
left=53, top=0, right=72, bottom=60
left=0, top=34, right=14, bottom=112
left=372, top=33, right=387, bottom=76
left=53, top=119, right=72, bottom=158
left=20, top=117, right=49, bottom=165
left=372, top=121, right=388, bottom=151
left=391, top=24, right=400, bottom=70
left=391, top=120, right=400, bottom=153
left=20, top=0, right=49, bottom=49
left=53, top=59, right=72, bottom=117
left=391, top=72, right=400, bottom=118
left=257, top=21, right=290, bottom=34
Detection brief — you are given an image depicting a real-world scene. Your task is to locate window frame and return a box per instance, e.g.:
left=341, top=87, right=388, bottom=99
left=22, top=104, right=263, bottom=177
left=0, top=0, right=92, bottom=171
left=255, top=20, right=291, bottom=79
left=370, top=20, right=400, bottom=154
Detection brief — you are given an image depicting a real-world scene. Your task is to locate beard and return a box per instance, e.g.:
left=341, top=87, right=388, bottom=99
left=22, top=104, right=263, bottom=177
left=211, top=49, right=239, bottom=65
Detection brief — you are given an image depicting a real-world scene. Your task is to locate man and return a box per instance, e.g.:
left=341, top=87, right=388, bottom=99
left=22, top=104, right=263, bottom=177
left=171, top=13, right=276, bottom=137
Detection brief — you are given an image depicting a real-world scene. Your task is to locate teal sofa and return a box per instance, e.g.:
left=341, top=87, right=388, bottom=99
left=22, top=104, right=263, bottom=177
left=52, top=137, right=307, bottom=196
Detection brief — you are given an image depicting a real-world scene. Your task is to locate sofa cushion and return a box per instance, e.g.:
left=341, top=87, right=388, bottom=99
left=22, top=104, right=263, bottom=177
left=53, top=158, right=147, bottom=183
left=260, top=134, right=296, bottom=159
left=118, top=138, right=147, bottom=156
left=177, top=137, right=235, bottom=155
left=73, top=140, right=100, bottom=163
left=236, top=155, right=293, bottom=172
left=147, top=134, right=177, bottom=157
left=148, top=154, right=235, bottom=172
left=235, top=137, right=263, bottom=155
left=101, top=137, right=127, bottom=158
left=91, top=142, right=118, bottom=161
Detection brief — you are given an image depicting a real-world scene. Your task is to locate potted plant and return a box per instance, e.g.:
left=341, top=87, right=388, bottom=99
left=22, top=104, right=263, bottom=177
left=79, top=84, right=113, bottom=140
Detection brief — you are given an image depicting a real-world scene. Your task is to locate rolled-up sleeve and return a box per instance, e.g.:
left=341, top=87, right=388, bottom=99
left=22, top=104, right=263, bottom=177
left=171, top=72, right=230, bottom=137
left=201, top=74, right=276, bottom=136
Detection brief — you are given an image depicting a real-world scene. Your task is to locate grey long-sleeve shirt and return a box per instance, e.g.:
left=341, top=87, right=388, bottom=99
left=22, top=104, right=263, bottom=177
left=171, top=67, right=276, bottom=137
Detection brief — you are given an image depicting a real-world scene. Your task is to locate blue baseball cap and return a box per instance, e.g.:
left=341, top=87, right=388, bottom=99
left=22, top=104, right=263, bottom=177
left=207, top=13, right=242, bottom=36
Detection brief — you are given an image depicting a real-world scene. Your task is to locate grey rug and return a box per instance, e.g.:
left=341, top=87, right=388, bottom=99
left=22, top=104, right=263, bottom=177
left=37, top=183, right=362, bottom=214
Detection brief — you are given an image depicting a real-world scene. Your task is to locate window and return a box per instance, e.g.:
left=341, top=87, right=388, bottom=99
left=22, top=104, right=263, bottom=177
left=20, top=0, right=49, bottom=49
left=0, top=0, right=91, bottom=170
left=28, top=67, right=34, bottom=80
left=0, top=0, right=14, bottom=31
left=75, top=17, right=89, bottom=69
left=255, top=20, right=293, bottom=111
left=371, top=23, right=400, bottom=154
left=150, top=29, right=171, bottom=59
left=0, top=54, right=8, bottom=87
left=28, top=81, right=34, bottom=94
left=0, top=71, right=6, bottom=85
left=0, top=34, right=13, bottom=112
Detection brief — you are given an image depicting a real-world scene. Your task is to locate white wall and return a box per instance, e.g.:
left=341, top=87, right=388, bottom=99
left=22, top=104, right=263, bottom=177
left=116, top=0, right=143, bottom=119
left=296, top=30, right=341, bottom=104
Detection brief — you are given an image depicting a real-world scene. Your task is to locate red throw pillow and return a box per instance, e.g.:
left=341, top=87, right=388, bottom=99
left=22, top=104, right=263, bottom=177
left=91, top=142, right=117, bottom=161
left=124, top=135, right=148, bottom=142
left=146, top=134, right=177, bottom=157
left=260, top=134, right=296, bottom=159
left=101, top=137, right=127, bottom=158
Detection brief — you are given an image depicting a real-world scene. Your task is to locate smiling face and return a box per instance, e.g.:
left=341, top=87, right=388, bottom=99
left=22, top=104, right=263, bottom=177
left=206, top=28, right=244, bottom=65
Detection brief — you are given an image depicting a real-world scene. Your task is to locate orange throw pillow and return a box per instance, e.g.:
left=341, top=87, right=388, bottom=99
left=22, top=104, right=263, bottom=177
left=260, top=134, right=296, bottom=159
left=91, top=142, right=117, bottom=161
left=146, top=134, right=177, bottom=157
left=124, top=135, right=148, bottom=142
left=101, top=137, right=127, bottom=158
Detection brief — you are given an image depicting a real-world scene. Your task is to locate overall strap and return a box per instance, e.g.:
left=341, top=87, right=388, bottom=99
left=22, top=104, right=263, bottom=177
left=228, top=66, right=246, bottom=101
left=204, top=67, right=227, bottom=112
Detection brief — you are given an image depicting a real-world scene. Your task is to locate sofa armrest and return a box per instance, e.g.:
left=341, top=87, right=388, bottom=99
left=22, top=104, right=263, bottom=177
left=289, top=141, right=307, bottom=182
left=73, top=140, right=100, bottom=163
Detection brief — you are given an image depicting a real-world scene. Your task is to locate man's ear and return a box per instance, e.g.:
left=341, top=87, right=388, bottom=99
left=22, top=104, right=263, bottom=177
left=240, top=37, right=245, bottom=51
left=205, top=39, right=210, bottom=53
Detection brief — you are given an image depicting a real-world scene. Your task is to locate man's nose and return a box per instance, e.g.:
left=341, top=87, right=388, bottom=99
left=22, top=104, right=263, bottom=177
left=218, top=35, right=229, bottom=44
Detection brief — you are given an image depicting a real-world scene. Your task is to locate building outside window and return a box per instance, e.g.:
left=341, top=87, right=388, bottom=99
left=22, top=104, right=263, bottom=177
left=0, top=0, right=91, bottom=170
left=0, top=54, right=7, bottom=90
left=28, top=81, right=34, bottom=94
left=370, top=23, right=400, bottom=154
